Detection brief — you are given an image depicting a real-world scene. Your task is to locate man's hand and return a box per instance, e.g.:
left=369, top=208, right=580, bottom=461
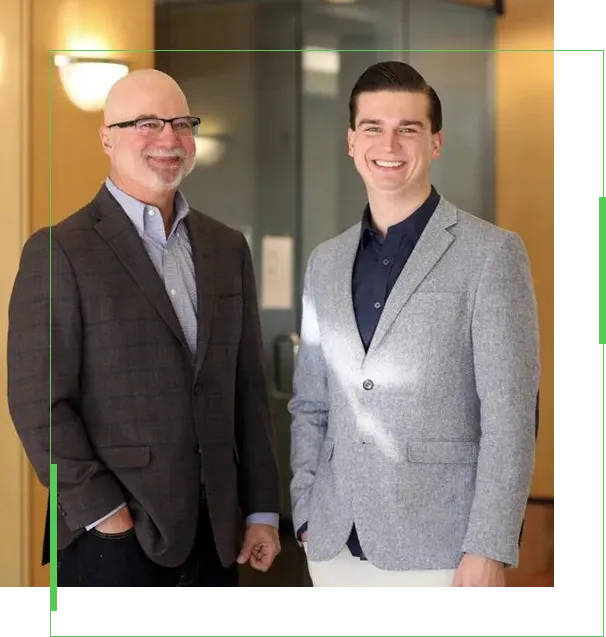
left=236, top=523, right=281, bottom=572
left=94, top=507, right=134, bottom=535
left=453, top=553, right=506, bottom=587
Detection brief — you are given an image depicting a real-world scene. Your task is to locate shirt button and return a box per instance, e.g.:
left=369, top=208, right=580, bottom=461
left=362, top=379, right=374, bottom=391
left=193, top=384, right=202, bottom=396
left=383, top=259, right=390, bottom=266
left=374, top=301, right=381, bottom=309
left=170, top=289, right=176, bottom=296
left=148, top=209, right=155, bottom=216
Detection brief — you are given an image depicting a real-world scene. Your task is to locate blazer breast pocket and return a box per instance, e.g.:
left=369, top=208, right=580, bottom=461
left=412, top=291, right=462, bottom=308
left=409, top=292, right=467, bottom=348
left=216, top=291, right=242, bottom=299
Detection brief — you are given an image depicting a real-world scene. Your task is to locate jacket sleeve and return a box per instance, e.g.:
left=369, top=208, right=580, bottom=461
left=7, top=229, right=125, bottom=531
left=288, top=249, right=329, bottom=535
left=462, top=231, right=540, bottom=566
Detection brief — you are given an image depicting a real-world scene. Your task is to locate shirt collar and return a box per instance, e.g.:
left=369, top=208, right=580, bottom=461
left=105, top=176, right=190, bottom=239
left=360, top=185, right=440, bottom=247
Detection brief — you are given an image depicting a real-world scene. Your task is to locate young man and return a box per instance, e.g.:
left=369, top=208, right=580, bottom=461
left=8, top=69, right=280, bottom=586
left=289, top=61, right=539, bottom=586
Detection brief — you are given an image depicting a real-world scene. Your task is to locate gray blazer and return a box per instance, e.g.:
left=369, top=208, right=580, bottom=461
left=289, top=197, right=540, bottom=570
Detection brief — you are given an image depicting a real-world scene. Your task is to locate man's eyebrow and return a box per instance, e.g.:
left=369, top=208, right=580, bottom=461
left=357, top=118, right=426, bottom=128
left=399, top=119, right=425, bottom=128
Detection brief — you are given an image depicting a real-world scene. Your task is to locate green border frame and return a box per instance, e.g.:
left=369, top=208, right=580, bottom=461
left=49, top=50, right=606, bottom=637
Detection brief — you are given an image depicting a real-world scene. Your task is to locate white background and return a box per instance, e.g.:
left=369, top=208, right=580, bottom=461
left=0, top=591, right=48, bottom=637
left=560, top=0, right=606, bottom=49
left=0, top=0, right=606, bottom=637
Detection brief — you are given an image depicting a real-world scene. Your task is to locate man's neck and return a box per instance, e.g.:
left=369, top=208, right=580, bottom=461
left=367, top=184, right=432, bottom=237
left=108, top=174, right=176, bottom=227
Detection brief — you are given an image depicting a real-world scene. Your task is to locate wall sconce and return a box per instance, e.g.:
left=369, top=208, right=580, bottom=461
left=303, top=47, right=340, bottom=97
left=54, top=54, right=129, bottom=112
left=194, top=135, right=227, bottom=167
left=303, top=47, right=340, bottom=75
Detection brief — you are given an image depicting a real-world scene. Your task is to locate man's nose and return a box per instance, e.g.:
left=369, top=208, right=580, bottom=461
left=383, top=131, right=399, bottom=152
left=156, top=122, right=181, bottom=146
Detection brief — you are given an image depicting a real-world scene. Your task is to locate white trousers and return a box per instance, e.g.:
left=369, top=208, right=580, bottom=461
left=304, top=545, right=455, bottom=587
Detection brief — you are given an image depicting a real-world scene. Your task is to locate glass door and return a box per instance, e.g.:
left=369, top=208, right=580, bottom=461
left=156, top=0, right=302, bottom=520
left=156, top=0, right=497, bottom=587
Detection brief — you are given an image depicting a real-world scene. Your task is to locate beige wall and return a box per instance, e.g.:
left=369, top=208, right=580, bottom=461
left=26, top=0, right=155, bottom=587
left=31, top=0, right=155, bottom=231
left=495, top=0, right=554, bottom=498
left=0, top=0, right=31, bottom=587
left=156, top=4, right=258, bottom=229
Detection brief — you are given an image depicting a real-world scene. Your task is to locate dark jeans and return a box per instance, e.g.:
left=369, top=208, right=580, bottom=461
left=58, top=499, right=238, bottom=587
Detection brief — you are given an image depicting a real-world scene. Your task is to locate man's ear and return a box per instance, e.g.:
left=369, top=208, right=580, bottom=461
left=99, top=126, right=113, bottom=153
left=347, top=128, right=355, bottom=158
left=431, top=131, right=444, bottom=160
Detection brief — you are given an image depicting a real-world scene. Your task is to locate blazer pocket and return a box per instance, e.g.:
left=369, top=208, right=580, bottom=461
left=407, top=440, right=479, bottom=465
left=99, top=445, right=151, bottom=469
left=90, top=527, right=136, bottom=540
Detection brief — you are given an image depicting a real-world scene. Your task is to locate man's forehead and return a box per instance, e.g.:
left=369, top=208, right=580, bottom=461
left=104, top=74, right=190, bottom=123
left=107, top=103, right=189, bottom=122
left=356, top=90, right=430, bottom=120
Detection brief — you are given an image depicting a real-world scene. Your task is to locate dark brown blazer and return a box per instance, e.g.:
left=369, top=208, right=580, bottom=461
left=7, top=185, right=280, bottom=568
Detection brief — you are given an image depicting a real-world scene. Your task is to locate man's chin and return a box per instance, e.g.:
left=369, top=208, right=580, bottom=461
left=140, top=171, right=186, bottom=192
left=147, top=162, right=194, bottom=190
left=368, top=180, right=411, bottom=196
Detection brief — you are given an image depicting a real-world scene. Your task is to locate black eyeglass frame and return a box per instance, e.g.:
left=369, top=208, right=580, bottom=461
left=107, top=116, right=201, bottom=134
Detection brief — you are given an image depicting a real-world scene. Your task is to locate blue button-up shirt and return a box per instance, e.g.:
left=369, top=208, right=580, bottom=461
left=87, top=178, right=278, bottom=531
left=107, top=178, right=198, bottom=354
left=352, top=185, right=440, bottom=351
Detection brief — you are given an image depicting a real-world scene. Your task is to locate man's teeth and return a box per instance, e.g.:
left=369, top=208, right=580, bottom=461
left=374, top=160, right=404, bottom=168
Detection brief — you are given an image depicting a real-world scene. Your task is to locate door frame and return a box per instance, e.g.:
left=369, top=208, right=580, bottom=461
left=0, top=0, right=32, bottom=587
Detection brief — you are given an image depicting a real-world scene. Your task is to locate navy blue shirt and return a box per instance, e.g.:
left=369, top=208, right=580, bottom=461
left=352, top=186, right=441, bottom=351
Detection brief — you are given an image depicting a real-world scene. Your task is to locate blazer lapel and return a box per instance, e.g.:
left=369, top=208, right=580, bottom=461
left=186, top=210, right=215, bottom=380
left=365, top=198, right=457, bottom=359
left=92, top=186, right=191, bottom=356
left=332, top=225, right=367, bottom=368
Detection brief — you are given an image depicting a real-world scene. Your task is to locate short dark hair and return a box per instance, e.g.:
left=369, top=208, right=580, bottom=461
left=348, top=61, right=442, bottom=133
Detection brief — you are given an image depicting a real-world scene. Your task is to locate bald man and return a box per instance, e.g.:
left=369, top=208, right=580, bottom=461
left=7, top=69, right=281, bottom=586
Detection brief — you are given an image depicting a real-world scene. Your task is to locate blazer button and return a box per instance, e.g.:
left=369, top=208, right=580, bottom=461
left=193, top=384, right=202, bottom=396
left=362, top=379, right=374, bottom=390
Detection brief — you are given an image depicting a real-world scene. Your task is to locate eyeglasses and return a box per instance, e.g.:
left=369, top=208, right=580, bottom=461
left=107, top=116, right=201, bottom=136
